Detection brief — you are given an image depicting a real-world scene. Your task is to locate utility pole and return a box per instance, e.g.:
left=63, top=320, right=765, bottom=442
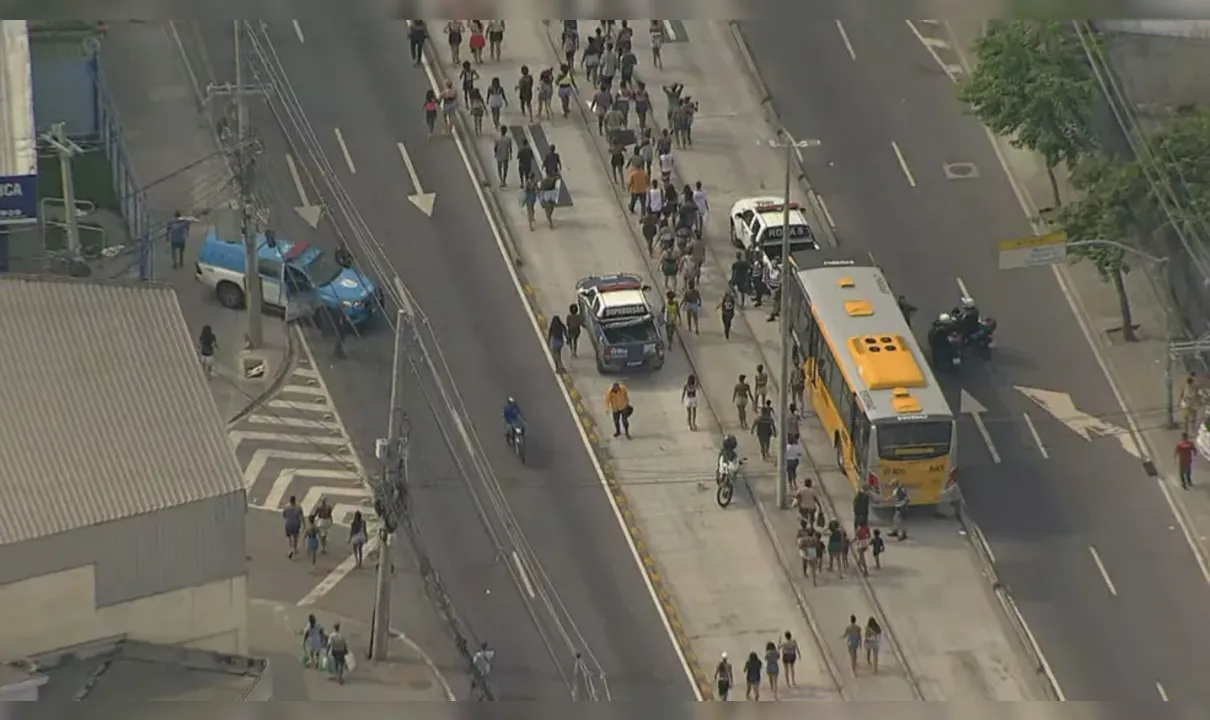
left=371, top=309, right=409, bottom=660
left=233, top=20, right=264, bottom=348
left=769, top=131, right=817, bottom=509
left=40, top=123, right=85, bottom=273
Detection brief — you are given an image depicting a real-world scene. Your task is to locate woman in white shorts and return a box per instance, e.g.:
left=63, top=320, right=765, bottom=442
left=682, top=373, right=699, bottom=431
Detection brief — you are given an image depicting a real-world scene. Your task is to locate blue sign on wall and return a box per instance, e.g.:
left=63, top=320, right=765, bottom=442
left=0, top=175, right=37, bottom=223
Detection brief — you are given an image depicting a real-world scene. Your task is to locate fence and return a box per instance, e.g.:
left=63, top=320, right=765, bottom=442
left=87, top=53, right=153, bottom=278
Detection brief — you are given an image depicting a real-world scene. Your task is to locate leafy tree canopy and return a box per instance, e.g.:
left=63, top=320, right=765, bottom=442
left=960, top=20, right=1100, bottom=172
left=1145, top=107, right=1210, bottom=222
left=1057, top=153, right=1149, bottom=279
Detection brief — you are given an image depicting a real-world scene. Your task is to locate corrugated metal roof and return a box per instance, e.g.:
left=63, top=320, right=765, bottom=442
left=0, top=275, right=244, bottom=546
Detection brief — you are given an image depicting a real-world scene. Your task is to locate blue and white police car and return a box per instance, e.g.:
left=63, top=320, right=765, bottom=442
left=195, top=230, right=380, bottom=326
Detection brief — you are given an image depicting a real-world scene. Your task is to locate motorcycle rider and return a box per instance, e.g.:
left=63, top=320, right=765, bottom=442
left=952, top=296, right=982, bottom=342
left=717, top=434, right=740, bottom=484
left=503, top=397, right=524, bottom=443
left=928, top=313, right=959, bottom=368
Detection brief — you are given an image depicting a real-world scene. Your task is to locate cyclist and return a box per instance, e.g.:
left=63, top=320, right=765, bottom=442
left=503, top=397, right=524, bottom=444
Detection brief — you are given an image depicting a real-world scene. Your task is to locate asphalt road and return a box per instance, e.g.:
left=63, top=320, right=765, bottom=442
left=181, top=18, right=694, bottom=702
left=739, top=18, right=1210, bottom=701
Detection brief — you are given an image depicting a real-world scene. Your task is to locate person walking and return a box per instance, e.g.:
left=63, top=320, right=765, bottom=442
left=682, top=373, right=700, bottom=431
left=854, top=522, right=871, bottom=576
left=440, top=80, right=458, bottom=134
left=864, top=617, right=883, bottom=673
left=468, top=20, right=486, bottom=64
left=890, top=482, right=910, bottom=539
left=780, top=631, right=799, bottom=687
left=842, top=615, right=862, bottom=675
left=423, top=89, right=439, bottom=137
left=853, top=484, right=871, bottom=529
left=605, top=382, right=632, bottom=438
left=548, top=314, right=567, bottom=372
left=167, top=210, right=199, bottom=269
left=764, top=641, right=780, bottom=700
left=1181, top=372, right=1204, bottom=435
left=718, top=286, right=737, bottom=339
left=515, top=65, right=534, bottom=122
left=349, top=511, right=368, bottom=568
left=517, top=136, right=535, bottom=183
left=539, top=173, right=559, bottom=228
left=827, top=520, right=845, bottom=578
left=793, top=478, right=820, bottom=527
left=328, top=622, right=349, bottom=684
left=627, top=163, right=650, bottom=215
left=872, top=528, right=886, bottom=569
left=197, top=324, right=217, bottom=379
left=753, top=364, right=770, bottom=408
left=283, top=495, right=304, bottom=559
left=730, top=251, right=752, bottom=307
left=715, top=652, right=734, bottom=700
left=520, top=174, right=538, bottom=231
left=486, top=77, right=508, bottom=131
left=681, top=281, right=701, bottom=335
left=303, top=614, right=327, bottom=668
left=743, top=651, right=762, bottom=701
left=493, top=125, right=513, bottom=186
left=733, top=373, right=753, bottom=429
left=487, top=19, right=506, bottom=61
left=1177, top=432, right=1197, bottom=489
left=407, top=20, right=427, bottom=66
left=784, top=434, right=803, bottom=490
left=303, top=518, right=321, bottom=570
left=565, top=304, right=583, bottom=357
left=752, top=402, right=775, bottom=460
left=445, top=19, right=464, bottom=65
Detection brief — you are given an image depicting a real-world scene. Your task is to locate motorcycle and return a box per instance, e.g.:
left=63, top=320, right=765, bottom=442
left=929, top=324, right=963, bottom=374
left=716, top=453, right=744, bottom=507
left=506, top=424, right=527, bottom=464
left=964, top=317, right=997, bottom=360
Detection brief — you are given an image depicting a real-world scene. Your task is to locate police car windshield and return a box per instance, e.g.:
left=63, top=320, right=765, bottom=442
left=301, top=250, right=343, bottom=287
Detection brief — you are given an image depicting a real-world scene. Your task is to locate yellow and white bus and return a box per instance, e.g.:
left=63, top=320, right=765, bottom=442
left=787, top=250, right=957, bottom=507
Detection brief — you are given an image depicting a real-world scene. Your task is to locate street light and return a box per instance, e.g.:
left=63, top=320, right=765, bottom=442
left=768, top=131, right=820, bottom=510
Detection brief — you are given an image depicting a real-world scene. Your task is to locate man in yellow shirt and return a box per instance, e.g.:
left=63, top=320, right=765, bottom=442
left=626, top=165, right=650, bottom=215
left=605, top=382, right=632, bottom=438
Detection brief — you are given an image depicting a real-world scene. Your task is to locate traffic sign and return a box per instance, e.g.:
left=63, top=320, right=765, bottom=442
left=0, top=174, right=37, bottom=224
left=998, top=231, right=1067, bottom=270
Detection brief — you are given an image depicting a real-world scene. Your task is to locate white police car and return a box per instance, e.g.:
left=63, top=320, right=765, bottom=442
left=729, top=197, right=819, bottom=267
left=195, top=230, right=380, bottom=326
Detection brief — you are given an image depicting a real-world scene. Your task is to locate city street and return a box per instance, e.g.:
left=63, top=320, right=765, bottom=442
left=741, top=16, right=1210, bottom=700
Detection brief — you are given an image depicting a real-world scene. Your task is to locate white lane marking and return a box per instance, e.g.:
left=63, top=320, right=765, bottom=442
left=285, top=153, right=311, bottom=205
left=906, top=20, right=961, bottom=83
left=393, top=275, right=416, bottom=316
left=292, top=19, right=305, bottom=43
left=1156, top=681, right=1169, bottom=701
left=937, top=22, right=1210, bottom=593
left=1022, top=413, right=1049, bottom=459
left=397, top=141, right=425, bottom=192
left=891, top=141, right=917, bottom=187
left=513, top=550, right=537, bottom=599
left=817, top=195, right=837, bottom=229
left=334, top=127, right=357, bottom=173
left=415, top=37, right=705, bottom=702
left=298, top=532, right=380, bottom=606
left=835, top=20, right=857, bottom=60
left=1088, top=545, right=1118, bottom=596
left=662, top=19, right=678, bottom=41
left=956, top=276, right=971, bottom=300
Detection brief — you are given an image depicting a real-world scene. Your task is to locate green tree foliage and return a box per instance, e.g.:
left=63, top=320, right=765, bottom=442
left=960, top=20, right=1100, bottom=207
left=1145, top=107, right=1210, bottom=224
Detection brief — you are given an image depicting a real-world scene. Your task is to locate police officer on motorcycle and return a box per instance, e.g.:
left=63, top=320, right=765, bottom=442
left=952, top=297, right=981, bottom=343
left=928, top=313, right=958, bottom=368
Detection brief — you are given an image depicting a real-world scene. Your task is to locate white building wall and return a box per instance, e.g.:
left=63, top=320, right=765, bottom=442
left=0, top=565, right=248, bottom=661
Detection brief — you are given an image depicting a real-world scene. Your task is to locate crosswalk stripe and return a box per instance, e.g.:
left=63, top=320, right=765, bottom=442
left=267, top=398, right=332, bottom=413
left=245, top=414, right=340, bottom=431
left=228, top=431, right=349, bottom=451
left=278, top=383, right=328, bottom=398
left=292, top=366, right=321, bottom=379
left=264, top=469, right=365, bottom=510
left=244, top=450, right=351, bottom=490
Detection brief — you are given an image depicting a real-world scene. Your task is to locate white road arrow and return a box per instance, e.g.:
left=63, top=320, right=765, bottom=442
left=397, top=142, right=436, bottom=216
left=228, top=430, right=348, bottom=452
left=284, top=153, right=322, bottom=228
left=243, top=450, right=346, bottom=490
left=961, top=389, right=1002, bottom=464
left=1014, top=386, right=1144, bottom=460
left=263, top=469, right=363, bottom=510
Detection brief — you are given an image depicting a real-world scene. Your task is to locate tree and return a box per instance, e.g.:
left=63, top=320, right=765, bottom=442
left=959, top=20, right=1100, bottom=208
left=1057, top=154, right=1151, bottom=341
left=1143, top=107, right=1210, bottom=226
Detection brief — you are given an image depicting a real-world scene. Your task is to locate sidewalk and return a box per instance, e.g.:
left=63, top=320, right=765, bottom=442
left=100, top=21, right=294, bottom=421
left=944, top=21, right=1210, bottom=582
left=430, top=19, right=1040, bottom=701
left=248, top=598, right=453, bottom=700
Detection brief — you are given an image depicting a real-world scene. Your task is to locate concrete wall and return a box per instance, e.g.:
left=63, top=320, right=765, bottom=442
left=1098, top=20, right=1210, bottom=39
left=0, top=493, right=246, bottom=605
left=0, top=568, right=249, bottom=661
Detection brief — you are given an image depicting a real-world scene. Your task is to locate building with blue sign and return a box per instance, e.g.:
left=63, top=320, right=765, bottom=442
left=0, top=20, right=38, bottom=271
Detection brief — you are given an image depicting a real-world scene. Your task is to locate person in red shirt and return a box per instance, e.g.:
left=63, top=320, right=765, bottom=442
left=1176, top=433, right=1197, bottom=489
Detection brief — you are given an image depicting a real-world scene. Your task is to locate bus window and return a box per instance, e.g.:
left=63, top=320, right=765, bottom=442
left=876, top=421, right=952, bottom=460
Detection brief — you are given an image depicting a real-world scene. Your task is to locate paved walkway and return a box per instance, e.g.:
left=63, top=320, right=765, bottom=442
left=430, top=19, right=1042, bottom=701
left=101, top=20, right=293, bottom=421
left=248, top=597, right=454, bottom=700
